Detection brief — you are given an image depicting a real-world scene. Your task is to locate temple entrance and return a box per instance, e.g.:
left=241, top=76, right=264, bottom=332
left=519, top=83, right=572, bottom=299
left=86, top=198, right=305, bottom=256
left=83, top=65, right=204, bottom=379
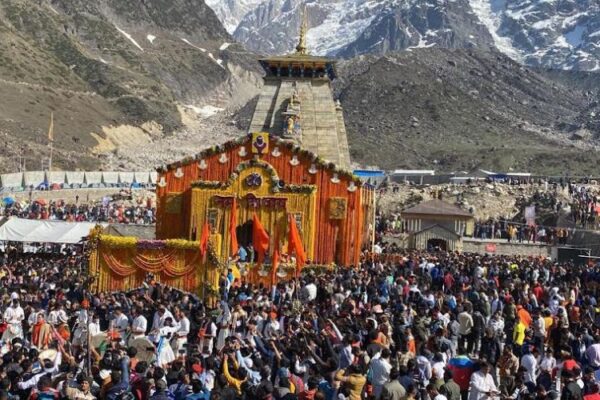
left=427, top=238, right=447, bottom=251
left=236, top=220, right=253, bottom=249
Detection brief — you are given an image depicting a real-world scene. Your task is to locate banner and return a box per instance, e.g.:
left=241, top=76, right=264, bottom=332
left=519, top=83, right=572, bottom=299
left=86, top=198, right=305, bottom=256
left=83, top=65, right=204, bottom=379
left=525, top=206, right=536, bottom=226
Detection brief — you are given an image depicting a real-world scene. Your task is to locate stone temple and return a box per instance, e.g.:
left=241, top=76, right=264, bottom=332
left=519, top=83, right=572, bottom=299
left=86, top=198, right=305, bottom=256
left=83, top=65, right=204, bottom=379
left=248, top=12, right=352, bottom=170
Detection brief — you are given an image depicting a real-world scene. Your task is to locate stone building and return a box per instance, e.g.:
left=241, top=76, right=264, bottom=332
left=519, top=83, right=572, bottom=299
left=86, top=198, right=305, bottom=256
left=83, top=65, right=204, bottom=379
left=401, top=199, right=474, bottom=251
left=248, top=12, right=351, bottom=170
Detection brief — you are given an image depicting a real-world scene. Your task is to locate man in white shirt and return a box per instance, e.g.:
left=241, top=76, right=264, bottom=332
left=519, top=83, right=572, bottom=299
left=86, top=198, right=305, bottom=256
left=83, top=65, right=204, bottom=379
left=152, top=305, right=174, bottom=331
left=111, top=307, right=130, bottom=342
left=2, top=299, right=25, bottom=341
left=173, top=308, right=190, bottom=355
left=131, top=306, right=148, bottom=340
left=520, top=347, right=538, bottom=387
left=369, top=348, right=392, bottom=399
left=468, top=362, right=499, bottom=400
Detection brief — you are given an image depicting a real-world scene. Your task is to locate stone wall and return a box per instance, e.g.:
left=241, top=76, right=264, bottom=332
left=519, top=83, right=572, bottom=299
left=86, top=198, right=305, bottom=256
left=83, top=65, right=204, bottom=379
left=462, top=239, right=552, bottom=257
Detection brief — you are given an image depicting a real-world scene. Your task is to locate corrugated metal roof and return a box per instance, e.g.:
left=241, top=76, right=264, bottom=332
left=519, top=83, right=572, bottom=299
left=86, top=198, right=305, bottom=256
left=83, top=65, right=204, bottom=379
left=402, top=199, right=473, bottom=217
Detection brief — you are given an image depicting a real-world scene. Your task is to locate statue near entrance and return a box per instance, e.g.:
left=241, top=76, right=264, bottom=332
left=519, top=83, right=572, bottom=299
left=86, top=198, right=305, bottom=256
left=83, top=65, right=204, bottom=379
left=283, top=84, right=302, bottom=139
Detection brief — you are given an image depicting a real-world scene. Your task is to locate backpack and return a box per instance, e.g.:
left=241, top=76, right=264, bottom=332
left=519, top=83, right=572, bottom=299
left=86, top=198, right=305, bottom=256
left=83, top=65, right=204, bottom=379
left=116, top=390, right=136, bottom=400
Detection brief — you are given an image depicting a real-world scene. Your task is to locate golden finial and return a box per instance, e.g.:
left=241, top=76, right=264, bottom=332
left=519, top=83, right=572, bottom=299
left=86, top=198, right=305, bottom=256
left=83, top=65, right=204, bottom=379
left=295, top=4, right=308, bottom=55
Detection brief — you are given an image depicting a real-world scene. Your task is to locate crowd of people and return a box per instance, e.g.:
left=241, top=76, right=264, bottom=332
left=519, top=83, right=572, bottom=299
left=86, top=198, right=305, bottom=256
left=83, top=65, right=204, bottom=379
left=1, top=197, right=155, bottom=225
left=2, top=243, right=600, bottom=400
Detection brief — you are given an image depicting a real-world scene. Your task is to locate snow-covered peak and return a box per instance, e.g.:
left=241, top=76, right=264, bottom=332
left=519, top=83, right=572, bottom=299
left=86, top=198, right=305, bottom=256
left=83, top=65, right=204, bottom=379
left=207, top=0, right=600, bottom=71
left=205, top=0, right=267, bottom=34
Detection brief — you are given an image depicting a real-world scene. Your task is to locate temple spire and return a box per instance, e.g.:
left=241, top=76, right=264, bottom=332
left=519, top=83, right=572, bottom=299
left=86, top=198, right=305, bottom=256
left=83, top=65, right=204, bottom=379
left=295, top=5, right=308, bottom=55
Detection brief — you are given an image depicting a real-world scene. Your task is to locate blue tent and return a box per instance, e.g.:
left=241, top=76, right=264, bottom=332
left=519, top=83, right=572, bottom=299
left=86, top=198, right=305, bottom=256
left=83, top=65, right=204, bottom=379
left=2, top=197, right=15, bottom=206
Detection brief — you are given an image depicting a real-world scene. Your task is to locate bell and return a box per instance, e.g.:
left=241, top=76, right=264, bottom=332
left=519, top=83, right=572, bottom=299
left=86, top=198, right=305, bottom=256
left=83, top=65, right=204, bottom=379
left=158, top=177, right=167, bottom=187
left=289, top=155, right=300, bottom=166
left=219, top=153, right=228, bottom=164
left=238, top=147, right=248, bottom=157
left=271, top=146, right=282, bottom=157
left=330, top=173, right=340, bottom=183
left=348, top=182, right=357, bottom=192
left=198, top=159, right=208, bottom=170
left=308, top=163, right=318, bottom=174
left=174, top=167, right=184, bottom=178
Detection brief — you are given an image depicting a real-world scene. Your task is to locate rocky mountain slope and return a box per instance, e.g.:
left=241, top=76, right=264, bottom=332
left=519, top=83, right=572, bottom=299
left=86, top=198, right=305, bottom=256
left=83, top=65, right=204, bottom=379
left=210, top=0, right=600, bottom=71
left=0, top=0, right=262, bottom=171
left=332, top=49, right=600, bottom=174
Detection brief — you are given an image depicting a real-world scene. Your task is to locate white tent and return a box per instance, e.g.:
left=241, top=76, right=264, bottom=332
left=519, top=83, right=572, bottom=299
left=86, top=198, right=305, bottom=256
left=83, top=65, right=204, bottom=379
left=24, top=171, right=46, bottom=187
left=66, top=171, right=85, bottom=185
left=47, top=171, right=66, bottom=185
left=1, top=173, right=24, bottom=189
left=102, top=171, right=119, bottom=185
left=119, top=171, right=135, bottom=184
left=0, top=218, right=108, bottom=244
left=84, top=171, right=103, bottom=185
left=134, top=171, right=151, bottom=184
left=150, top=171, right=158, bottom=185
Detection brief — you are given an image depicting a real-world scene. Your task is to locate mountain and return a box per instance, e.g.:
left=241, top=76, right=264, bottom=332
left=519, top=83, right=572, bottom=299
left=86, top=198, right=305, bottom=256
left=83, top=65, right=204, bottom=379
left=231, top=48, right=600, bottom=174
left=333, top=49, right=600, bottom=174
left=204, top=0, right=265, bottom=34
left=208, top=0, right=600, bottom=72
left=0, top=0, right=261, bottom=171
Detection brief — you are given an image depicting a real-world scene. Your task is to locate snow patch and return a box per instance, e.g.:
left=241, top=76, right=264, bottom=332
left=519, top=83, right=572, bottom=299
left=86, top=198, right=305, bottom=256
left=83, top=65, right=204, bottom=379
left=115, top=26, right=144, bottom=52
left=184, top=105, right=224, bottom=118
left=99, top=58, right=109, bottom=64
left=147, top=34, right=156, bottom=44
left=306, top=1, right=377, bottom=56
left=220, top=42, right=231, bottom=51
left=180, top=38, right=206, bottom=52
left=468, top=0, right=522, bottom=61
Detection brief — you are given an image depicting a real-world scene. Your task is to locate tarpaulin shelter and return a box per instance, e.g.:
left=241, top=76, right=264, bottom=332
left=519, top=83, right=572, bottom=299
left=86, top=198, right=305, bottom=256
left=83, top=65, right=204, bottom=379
left=0, top=218, right=107, bottom=244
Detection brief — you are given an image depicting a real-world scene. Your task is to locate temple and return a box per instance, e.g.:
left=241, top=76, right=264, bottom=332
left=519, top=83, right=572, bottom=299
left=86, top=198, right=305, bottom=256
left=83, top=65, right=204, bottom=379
left=90, top=16, right=371, bottom=296
left=249, top=8, right=352, bottom=170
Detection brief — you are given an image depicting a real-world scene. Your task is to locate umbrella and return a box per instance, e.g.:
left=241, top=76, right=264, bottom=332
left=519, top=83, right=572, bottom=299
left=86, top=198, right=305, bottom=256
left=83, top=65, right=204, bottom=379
left=2, top=197, right=14, bottom=206
left=35, top=198, right=48, bottom=206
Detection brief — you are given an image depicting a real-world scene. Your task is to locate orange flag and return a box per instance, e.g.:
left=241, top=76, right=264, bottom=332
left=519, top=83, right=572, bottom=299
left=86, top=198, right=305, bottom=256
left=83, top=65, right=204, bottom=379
left=271, top=233, right=280, bottom=286
left=288, top=214, right=306, bottom=271
left=229, top=198, right=239, bottom=257
left=199, top=221, right=210, bottom=258
left=252, top=213, right=270, bottom=265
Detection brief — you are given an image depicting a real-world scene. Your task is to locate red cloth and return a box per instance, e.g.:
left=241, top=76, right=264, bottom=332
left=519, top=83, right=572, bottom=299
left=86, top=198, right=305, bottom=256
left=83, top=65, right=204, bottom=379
left=288, top=214, right=306, bottom=271
left=229, top=198, right=239, bottom=257
left=252, top=213, right=270, bottom=264
left=271, top=234, right=280, bottom=285
left=532, top=285, right=544, bottom=300
left=199, top=222, right=210, bottom=257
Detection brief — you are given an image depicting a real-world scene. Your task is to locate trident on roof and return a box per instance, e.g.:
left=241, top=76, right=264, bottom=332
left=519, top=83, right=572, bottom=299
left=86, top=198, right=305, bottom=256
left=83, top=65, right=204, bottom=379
left=295, top=4, right=309, bottom=55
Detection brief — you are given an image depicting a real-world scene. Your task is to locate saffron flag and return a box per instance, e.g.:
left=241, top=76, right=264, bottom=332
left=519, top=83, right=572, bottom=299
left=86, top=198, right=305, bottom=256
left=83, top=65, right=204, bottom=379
left=252, top=213, right=270, bottom=264
left=230, top=198, right=239, bottom=257
left=271, top=233, right=280, bottom=285
left=288, top=214, right=306, bottom=271
left=48, top=112, right=54, bottom=142
left=199, top=221, right=210, bottom=257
